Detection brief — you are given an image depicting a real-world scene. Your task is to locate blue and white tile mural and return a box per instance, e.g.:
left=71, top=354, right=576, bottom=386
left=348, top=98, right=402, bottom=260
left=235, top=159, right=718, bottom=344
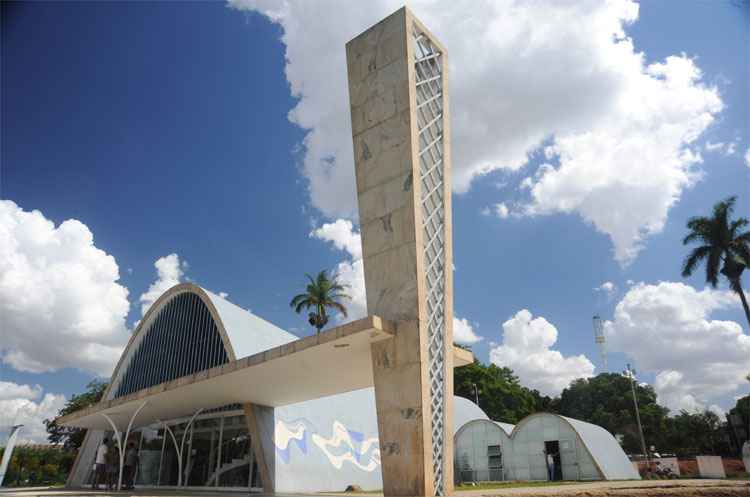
left=274, top=418, right=381, bottom=471
left=271, top=388, right=383, bottom=493
left=267, top=388, right=487, bottom=493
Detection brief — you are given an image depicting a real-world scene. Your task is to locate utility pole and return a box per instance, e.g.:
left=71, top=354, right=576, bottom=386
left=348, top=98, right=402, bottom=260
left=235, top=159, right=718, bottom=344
left=624, top=364, right=649, bottom=471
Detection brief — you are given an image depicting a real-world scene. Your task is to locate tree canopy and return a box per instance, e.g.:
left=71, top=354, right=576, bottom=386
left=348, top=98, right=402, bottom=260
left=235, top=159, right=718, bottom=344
left=44, top=379, right=107, bottom=450
left=555, top=373, right=669, bottom=454
left=454, top=360, right=551, bottom=423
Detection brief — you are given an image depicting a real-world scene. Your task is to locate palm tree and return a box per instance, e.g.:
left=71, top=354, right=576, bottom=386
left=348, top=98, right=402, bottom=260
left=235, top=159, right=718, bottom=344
left=290, top=270, right=350, bottom=334
left=682, top=196, right=750, bottom=327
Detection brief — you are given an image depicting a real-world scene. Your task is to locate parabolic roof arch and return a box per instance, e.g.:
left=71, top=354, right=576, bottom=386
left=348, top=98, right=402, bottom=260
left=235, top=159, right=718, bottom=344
left=510, top=412, right=639, bottom=480
left=106, top=283, right=297, bottom=401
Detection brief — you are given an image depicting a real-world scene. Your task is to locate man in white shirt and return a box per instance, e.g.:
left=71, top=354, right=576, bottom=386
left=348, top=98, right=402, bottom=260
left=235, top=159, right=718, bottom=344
left=91, top=438, right=108, bottom=490
left=545, top=450, right=555, bottom=481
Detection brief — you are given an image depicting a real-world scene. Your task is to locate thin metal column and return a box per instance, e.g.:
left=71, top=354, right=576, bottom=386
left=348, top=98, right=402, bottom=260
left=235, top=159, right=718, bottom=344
left=157, top=425, right=167, bottom=485
left=166, top=298, right=177, bottom=383
left=188, top=294, right=197, bottom=376
left=177, top=294, right=188, bottom=378
left=197, top=299, right=207, bottom=371
left=154, top=306, right=166, bottom=385
left=215, top=416, right=224, bottom=487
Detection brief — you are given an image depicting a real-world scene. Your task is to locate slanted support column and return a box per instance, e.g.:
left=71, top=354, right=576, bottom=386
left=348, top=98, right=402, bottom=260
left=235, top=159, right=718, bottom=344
left=243, top=403, right=275, bottom=493
left=100, top=400, right=148, bottom=491
left=158, top=407, right=202, bottom=487
left=347, top=6, right=454, bottom=497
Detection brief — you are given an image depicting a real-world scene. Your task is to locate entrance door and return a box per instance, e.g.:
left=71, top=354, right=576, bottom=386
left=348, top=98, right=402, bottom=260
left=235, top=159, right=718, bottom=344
left=544, top=441, right=562, bottom=481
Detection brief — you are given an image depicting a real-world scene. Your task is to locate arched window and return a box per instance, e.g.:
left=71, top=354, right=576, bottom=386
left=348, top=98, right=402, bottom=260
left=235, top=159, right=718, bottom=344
left=113, top=292, right=229, bottom=398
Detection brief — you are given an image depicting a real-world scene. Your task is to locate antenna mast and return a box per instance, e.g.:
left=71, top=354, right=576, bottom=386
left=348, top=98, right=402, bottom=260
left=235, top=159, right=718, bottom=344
left=592, top=315, right=608, bottom=372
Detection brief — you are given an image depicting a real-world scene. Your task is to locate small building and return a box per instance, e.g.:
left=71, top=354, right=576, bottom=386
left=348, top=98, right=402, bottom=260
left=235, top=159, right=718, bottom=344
left=454, top=412, right=639, bottom=483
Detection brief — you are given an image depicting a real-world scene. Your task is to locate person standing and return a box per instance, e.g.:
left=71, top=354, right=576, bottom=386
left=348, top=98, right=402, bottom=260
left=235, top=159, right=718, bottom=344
left=91, top=438, right=108, bottom=490
left=546, top=450, right=555, bottom=481
left=105, top=440, right=118, bottom=490
left=123, top=442, right=139, bottom=489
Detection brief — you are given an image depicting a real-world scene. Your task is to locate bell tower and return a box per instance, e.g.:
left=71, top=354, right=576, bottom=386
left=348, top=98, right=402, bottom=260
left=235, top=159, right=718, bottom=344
left=346, top=7, right=454, bottom=496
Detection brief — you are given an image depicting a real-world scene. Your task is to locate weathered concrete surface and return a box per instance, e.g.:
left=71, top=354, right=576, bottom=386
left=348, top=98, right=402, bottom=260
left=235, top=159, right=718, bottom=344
left=371, top=320, right=432, bottom=497
left=347, top=6, right=455, bottom=497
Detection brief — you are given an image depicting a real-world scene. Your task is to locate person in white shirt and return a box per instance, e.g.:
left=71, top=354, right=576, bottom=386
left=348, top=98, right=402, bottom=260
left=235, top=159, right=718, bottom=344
left=91, top=438, right=108, bottom=490
left=545, top=450, right=555, bottom=481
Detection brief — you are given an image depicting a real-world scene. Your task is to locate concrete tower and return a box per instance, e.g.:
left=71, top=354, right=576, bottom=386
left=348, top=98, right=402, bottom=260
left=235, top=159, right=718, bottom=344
left=346, top=7, right=454, bottom=496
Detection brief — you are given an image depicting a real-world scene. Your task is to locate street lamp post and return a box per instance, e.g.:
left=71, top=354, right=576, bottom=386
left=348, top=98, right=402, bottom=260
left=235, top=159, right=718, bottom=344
left=624, top=364, right=650, bottom=472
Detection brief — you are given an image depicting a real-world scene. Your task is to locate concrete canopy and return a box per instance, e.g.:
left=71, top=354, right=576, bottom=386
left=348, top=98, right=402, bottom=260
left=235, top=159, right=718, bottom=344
left=58, top=315, right=473, bottom=431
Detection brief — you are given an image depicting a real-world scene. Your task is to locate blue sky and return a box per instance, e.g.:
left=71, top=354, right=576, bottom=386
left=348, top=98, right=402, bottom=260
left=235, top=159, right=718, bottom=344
left=1, top=0, right=748, bottom=441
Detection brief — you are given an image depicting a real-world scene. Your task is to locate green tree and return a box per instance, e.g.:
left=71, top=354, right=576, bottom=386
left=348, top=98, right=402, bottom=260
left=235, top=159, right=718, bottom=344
left=556, top=373, right=669, bottom=454
left=454, top=360, right=546, bottom=423
left=727, top=394, right=750, bottom=451
left=290, top=270, right=350, bottom=334
left=682, top=195, right=750, bottom=326
left=44, top=379, right=107, bottom=450
left=663, top=410, right=731, bottom=456
left=0, top=446, right=76, bottom=487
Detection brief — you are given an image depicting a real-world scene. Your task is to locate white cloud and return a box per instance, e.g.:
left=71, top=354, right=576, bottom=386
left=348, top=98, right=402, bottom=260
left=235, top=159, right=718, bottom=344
left=310, top=219, right=367, bottom=321
left=218, top=291, right=229, bottom=299
left=494, top=203, right=510, bottom=219
left=0, top=200, right=130, bottom=376
left=0, top=381, right=42, bottom=401
left=0, top=381, right=66, bottom=444
left=311, top=219, right=362, bottom=260
left=604, top=281, right=750, bottom=412
left=521, top=54, right=721, bottom=265
left=595, top=281, right=616, bottom=296
left=745, top=147, right=750, bottom=168
left=490, top=309, right=595, bottom=396
left=230, top=0, right=720, bottom=267
left=139, top=253, right=186, bottom=316
left=705, top=141, right=736, bottom=156
left=453, top=317, right=482, bottom=345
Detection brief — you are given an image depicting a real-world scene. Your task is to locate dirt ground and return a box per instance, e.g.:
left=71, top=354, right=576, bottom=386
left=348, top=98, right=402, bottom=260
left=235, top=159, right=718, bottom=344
left=455, top=479, right=750, bottom=497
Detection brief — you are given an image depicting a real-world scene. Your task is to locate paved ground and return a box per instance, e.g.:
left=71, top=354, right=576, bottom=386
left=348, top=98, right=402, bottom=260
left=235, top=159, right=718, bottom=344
left=1, top=480, right=749, bottom=497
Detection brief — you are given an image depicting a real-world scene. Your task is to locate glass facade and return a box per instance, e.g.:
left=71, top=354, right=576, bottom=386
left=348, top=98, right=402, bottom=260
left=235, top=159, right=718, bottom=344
left=128, top=409, right=261, bottom=490
left=113, top=292, right=229, bottom=399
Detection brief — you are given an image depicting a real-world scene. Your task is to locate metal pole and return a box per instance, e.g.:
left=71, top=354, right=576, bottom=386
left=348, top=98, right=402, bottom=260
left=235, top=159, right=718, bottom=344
left=472, top=383, right=479, bottom=406
left=626, top=364, right=649, bottom=472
